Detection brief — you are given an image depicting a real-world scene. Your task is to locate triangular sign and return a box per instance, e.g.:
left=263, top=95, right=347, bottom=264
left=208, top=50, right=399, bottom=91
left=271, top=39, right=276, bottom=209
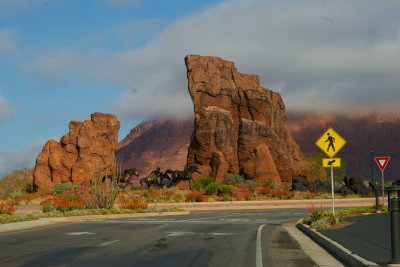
left=374, top=156, right=390, bottom=171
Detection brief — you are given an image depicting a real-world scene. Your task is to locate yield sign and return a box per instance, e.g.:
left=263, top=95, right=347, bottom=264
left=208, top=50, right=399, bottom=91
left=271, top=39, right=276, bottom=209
left=374, top=157, right=390, bottom=171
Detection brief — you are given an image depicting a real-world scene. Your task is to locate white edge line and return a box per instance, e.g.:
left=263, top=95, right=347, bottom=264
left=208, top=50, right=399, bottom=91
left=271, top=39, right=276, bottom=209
left=256, top=224, right=266, bottom=267
left=100, top=240, right=120, bottom=246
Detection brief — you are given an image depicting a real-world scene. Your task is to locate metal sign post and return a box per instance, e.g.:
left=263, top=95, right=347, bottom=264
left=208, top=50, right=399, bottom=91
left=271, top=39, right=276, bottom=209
left=316, top=127, right=346, bottom=216
left=331, top=167, right=335, bottom=216
left=382, top=170, right=385, bottom=208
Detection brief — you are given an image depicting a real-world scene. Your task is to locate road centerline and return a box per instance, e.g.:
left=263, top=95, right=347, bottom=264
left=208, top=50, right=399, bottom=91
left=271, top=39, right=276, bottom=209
left=100, top=240, right=120, bottom=246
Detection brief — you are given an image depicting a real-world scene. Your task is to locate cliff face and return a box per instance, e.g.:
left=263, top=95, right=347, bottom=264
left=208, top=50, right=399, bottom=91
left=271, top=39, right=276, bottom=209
left=32, top=113, right=120, bottom=190
left=116, top=119, right=193, bottom=178
left=185, top=55, right=304, bottom=183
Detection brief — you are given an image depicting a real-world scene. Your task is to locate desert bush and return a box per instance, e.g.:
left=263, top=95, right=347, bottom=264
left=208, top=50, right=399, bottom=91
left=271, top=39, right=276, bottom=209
left=192, top=177, right=213, bottom=190
left=40, top=198, right=85, bottom=213
left=244, top=180, right=260, bottom=187
left=224, top=173, right=245, bottom=185
left=76, top=173, right=119, bottom=209
left=0, top=201, right=17, bottom=215
left=310, top=215, right=336, bottom=229
left=204, top=183, right=219, bottom=195
left=204, top=183, right=232, bottom=195
left=185, top=191, right=203, bottom=202
left=119, top=199, right=148, bottom=210
left=264, top=180, right=279, bottom=189
left=53, top=183, right=76, bottom=194
left=218, top=184, right=232, bottom=194
left=257, top=186, right=272, bottom=195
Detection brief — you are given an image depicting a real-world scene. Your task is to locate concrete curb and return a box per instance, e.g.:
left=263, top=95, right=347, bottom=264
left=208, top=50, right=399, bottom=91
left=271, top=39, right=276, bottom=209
left=296, top=222, right=379, bottom=267
left=0, top=211, right=190, bottom=233
left=0, top=218, right=52, bottom=233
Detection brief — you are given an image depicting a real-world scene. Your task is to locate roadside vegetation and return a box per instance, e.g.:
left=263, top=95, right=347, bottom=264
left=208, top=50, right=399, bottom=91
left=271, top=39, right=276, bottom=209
left=0, top=166, right=380, bottom=225
left=303, top=205, right=383, bottom=229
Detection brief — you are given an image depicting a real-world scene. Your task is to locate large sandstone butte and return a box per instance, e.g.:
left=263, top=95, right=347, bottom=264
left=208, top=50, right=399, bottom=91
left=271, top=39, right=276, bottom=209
left=32, top=112, right=120, bottom=191
left=185, top=55, right=304, bottom=183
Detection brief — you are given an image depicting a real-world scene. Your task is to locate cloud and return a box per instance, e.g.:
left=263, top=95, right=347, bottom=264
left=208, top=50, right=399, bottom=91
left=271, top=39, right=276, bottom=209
left=0, top=28, right=19, bottom=58
left=21, top=0, right=400, bottom=117
left=0, top=139, right=44, bottom=177
left=0, top=95, right=17, bottom=123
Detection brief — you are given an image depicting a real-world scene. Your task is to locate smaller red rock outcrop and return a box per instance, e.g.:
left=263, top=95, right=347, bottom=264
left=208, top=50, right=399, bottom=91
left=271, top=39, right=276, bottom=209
left=32, top=112, right=120, bottom=191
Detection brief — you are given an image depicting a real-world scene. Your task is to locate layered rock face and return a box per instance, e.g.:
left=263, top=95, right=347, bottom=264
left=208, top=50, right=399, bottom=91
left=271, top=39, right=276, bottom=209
left=116, top=119, right=193, bottom=179
left=185, top=55, right=303, bottom=183
left=32, top=113, right=120, bottom=190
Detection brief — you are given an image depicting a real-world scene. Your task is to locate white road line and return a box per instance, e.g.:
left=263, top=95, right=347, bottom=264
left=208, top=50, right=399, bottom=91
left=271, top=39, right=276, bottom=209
left=100, top=240, right=120, bottom=246
left=256, top=224, right=266, bottom=267
left=66, top=232, right=95, bottom=236
left=159, top=224, right=169, bottom=228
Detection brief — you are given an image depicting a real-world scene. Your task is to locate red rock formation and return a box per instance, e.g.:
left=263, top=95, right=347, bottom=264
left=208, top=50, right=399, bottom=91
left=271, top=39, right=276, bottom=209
left=116, top=119, right=193, bottom=179
left=32, top=113, right=120, bottom=190
left=185, top=55, right=304, bottom=183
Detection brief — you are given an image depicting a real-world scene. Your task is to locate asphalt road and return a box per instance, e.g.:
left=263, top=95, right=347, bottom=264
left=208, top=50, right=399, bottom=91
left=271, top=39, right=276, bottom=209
left=319, top=212, right=390, bottom=265
left=0, top=209, right=319, bottom=267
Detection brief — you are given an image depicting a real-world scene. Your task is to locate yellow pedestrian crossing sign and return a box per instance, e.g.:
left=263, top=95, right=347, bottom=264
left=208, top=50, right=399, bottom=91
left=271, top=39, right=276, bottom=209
left=323, top=158, right=341, bottom=168
left=315, top=128, right=346, bottom=158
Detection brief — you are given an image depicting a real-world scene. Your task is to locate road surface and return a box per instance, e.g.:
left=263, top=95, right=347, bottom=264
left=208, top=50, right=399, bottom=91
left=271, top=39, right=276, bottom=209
left=0, top=209, right=338, bottom=267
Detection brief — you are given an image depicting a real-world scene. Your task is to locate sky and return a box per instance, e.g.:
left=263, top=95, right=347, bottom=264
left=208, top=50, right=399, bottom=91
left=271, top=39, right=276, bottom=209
left=0, top=0, right=399, bottom=176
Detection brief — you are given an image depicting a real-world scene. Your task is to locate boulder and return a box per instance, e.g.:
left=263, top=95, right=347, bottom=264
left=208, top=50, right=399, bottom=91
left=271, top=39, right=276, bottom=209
left=186, top=55, right=304, bottom=183
left=291, top=176, right=309, bottom=191
left=32, top=112, right=120, bottom=191
left=309, top=180, right=331, bottom=193
left=343, top=176, right=366, bottom=196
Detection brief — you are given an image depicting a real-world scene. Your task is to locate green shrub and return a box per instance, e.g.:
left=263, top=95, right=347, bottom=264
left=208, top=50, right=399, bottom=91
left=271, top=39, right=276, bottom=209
left=53, top=183, right=76, bottom=194
left=218, top=184, right=232, bottom=194
left=303, top=211, right=324, bottom=225
left=310, top=215, right=336, bottom=229
left=224, top=173, right=245, bottom=185
left=264, top=180, right=279, bottom=189
left=193, top=177, right=213, bottom=190
left=244, top=180, right=260, bottom=187
left=62, top=195, right=80, bottom=201
left=205, top=183, right=219, bottom=195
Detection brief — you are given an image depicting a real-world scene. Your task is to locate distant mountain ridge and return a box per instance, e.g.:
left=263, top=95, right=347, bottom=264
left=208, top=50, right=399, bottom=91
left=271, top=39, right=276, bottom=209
left=116, top=118, right=193, bottom=178
left=116, top=113, right=400, bottom=181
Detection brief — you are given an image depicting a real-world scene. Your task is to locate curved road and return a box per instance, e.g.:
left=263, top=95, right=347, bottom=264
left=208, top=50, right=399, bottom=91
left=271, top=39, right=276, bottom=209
left=0, top=209, right=340, bottom=267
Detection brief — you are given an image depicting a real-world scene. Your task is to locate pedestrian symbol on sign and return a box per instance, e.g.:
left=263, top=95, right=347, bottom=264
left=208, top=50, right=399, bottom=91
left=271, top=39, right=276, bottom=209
left=325, top=133, right=336, bottom=152
left=315, top=128, right=346, bottom=158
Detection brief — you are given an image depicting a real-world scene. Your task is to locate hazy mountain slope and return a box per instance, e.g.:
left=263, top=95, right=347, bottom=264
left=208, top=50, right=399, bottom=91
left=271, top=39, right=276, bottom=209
left=116, top=113, right=400, bottom=181
left=116, top=119, right=193, bottom=178
left=287, top=113, right=400, bottom=180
